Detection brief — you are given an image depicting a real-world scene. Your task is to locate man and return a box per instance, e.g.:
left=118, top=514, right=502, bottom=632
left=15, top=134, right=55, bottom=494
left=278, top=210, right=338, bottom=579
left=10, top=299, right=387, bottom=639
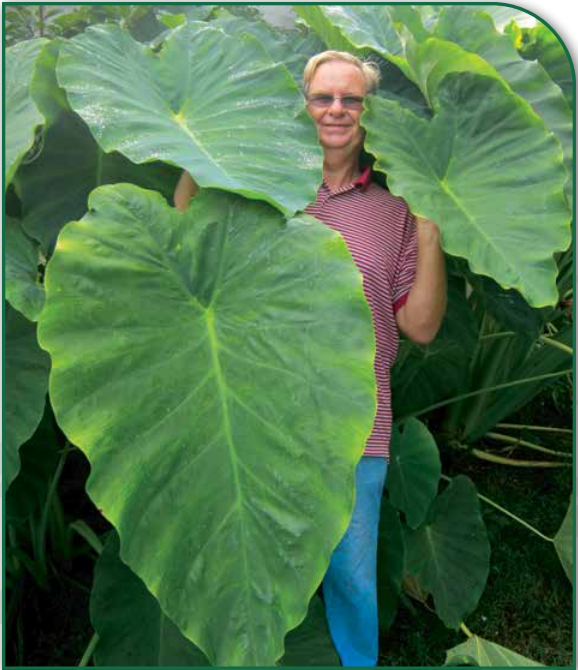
left=301, top=51, right=446, bottom=667
left=174, top=49, right=446, bottom=667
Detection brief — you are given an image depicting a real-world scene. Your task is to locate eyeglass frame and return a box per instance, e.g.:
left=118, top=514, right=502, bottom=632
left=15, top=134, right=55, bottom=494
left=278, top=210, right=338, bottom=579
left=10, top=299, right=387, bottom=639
left=305, top=94, right=365, bottom=111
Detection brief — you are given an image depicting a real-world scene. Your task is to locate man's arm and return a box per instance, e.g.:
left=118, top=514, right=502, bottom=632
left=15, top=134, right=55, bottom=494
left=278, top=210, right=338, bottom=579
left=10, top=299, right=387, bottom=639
left=174, top=170, right=199, bottom=211
left=395, top=217, right=447, bottom=345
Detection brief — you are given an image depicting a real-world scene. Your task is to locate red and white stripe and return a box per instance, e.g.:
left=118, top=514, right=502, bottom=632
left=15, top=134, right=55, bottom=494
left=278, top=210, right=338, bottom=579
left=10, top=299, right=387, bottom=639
left=305, top=167, right=417, bottom=460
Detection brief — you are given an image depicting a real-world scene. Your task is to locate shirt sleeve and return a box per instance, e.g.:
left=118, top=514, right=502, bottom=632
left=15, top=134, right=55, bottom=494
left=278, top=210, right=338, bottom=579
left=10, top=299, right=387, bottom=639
left=392, top=209, right=418, bottom=313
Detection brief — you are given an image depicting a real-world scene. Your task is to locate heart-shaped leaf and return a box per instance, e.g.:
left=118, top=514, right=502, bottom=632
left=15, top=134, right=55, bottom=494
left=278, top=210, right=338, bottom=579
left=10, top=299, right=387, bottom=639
left=295, top=5, right=411, bottom=66
left=387, top=419, right=441, bottom=529
left=446, top=635, right=543, bottom=666
left=38, top=184, right=376, bottom=666
left=404, top=476, right=491, bottom=629
left=5, top=304, right=51, bottom=489
left=434, top=6, right=573, bottom=207
left=521, top=23, right=573, bottom=109
left=6, top=217, right=45, bottom=321
left=6, top=38, right=48, bottom=188
left=16, top=111, right=180, bottom=251
left=57, top=23, right=323, bottom=215
left=364, top=72, right=570, bottom=307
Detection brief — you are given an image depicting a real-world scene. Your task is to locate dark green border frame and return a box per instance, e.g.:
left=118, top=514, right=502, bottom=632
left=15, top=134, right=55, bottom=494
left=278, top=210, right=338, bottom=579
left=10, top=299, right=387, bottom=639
left=2, top=3, right=576, bottom=669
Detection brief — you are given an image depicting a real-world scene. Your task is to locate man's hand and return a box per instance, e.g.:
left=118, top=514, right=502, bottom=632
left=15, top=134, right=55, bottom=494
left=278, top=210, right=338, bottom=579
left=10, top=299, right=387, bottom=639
left=174, top=170, right=199, bottom=211
left=395, top=214, right=446, bottom=345
left=414, top=215, right=441, bottom=243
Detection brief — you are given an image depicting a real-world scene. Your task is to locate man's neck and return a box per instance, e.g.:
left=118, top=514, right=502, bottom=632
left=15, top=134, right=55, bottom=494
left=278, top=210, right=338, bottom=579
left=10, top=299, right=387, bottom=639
left=323, top=149, right=361, bottom=190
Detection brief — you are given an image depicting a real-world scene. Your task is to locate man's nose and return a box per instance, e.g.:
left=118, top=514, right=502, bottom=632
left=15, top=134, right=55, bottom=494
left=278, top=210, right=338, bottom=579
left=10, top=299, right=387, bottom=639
left=328, top=97, right=346, bottom=113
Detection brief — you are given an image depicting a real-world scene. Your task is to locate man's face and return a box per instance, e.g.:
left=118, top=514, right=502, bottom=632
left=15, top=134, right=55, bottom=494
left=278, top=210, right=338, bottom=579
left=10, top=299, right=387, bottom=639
left=306, top=60, right=367, bottom=154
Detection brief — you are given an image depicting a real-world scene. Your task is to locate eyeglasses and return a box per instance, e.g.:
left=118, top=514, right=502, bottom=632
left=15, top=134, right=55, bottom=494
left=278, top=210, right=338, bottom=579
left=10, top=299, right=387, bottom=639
left=306, top=94, right=365, bottom=111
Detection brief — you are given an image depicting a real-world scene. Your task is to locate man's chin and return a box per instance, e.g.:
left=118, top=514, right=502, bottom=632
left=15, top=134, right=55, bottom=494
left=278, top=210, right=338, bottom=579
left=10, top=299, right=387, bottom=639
left=320, top=137, right=354, bottom=150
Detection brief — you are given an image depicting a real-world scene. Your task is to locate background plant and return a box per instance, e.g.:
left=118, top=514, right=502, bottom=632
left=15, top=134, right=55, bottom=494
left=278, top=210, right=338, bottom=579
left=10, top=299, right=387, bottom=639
left=5, top=4, right=574, bottom=667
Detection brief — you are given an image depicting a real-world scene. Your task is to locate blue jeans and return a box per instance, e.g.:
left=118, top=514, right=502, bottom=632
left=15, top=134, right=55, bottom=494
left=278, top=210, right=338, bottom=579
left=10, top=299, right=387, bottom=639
left=322, top=456, right=388, bottom=667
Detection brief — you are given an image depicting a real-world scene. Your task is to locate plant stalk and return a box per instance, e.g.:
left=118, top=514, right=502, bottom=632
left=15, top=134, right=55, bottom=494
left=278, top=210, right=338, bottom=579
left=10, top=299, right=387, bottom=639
left=478, top=331, right=516, bottom=341
left=460, top=622, right=474, bottom=638
left=78, top=633, right=100, bottom=667
left=485, top=431, right=572, bottom=458
left=496, top=422, right=573, bottom=434
left=408, top=368, right=573, bottom=419
left=538, top=334, right=573, bottom=355
left=471, top=447, right=572, bottom=468
left=441, top=474, right=553, bottom=542
left=37, top=446, right=69, bottom=578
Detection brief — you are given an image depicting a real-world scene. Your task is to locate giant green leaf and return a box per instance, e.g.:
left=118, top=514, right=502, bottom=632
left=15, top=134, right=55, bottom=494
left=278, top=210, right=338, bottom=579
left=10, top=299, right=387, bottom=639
left=5, top=304, right=51, bottom=489
left=479, top=6, right=537, bottom=32
left=294, top=5, right=418, bottom=66
left=404, top=476, right=491, bottom=629
left=387, top=419, right=441, bottom=529
left=208, top=9, right=325, bottom=88
left=93, top=531, right=338, bottom=666
left=38, top=184, right=376, bottom=666
left=6, top=38, right=48, bottom=188
left=434, top=6, right=573, bottom=207
left=522, top=23, right=573, bottom=109
left=57, top=22, right=322, bottom=215
left=554, top=495, right=573, bottom=585
left=364, top=72, right=570, bottom=308
left=28, top=38, right=69, bottom=124
left=446, top=635, right=543, bottom=666
left=5, top=217, right=44, bottom=321
left=16, top=111, right=180, bottom=251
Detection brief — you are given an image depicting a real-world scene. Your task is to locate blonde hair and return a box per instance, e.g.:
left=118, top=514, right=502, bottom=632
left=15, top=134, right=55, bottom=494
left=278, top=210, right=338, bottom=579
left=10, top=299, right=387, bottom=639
left=303, top=51, right=381, bottom=95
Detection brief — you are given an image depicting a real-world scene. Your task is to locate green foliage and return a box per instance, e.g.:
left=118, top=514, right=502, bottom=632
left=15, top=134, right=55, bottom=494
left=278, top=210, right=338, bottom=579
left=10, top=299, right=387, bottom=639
left=554, top=495, right=574, bottom=584
left=38, top=184, right=376, bottom=665
left=92, top=531, right=339, bottom=666
left=387, top=419, right=442, bottom=529
left=4, top=4, right=573, bottom=667
left=377, top=497, right=405, bottom=632
left=404, top=476, right=491, bottom=629
left=446, top=635, right=544, bottom=666
left=15, top=111, right=180, bottom=251
left=5, top=38, right=48, bottom=188
left=5, top=218, right=45, bottom=321
left=5, top=305, right=51, bottom=489
left=57, top=22, right=322, bottom=215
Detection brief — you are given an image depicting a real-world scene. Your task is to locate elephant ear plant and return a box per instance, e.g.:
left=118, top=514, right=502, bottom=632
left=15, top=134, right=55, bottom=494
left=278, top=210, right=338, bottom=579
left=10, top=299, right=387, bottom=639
left=5, top=5, right=573, bottom=667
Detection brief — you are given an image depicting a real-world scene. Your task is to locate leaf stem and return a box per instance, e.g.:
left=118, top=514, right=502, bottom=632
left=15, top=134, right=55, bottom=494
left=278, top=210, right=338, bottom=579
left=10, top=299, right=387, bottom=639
left=37, top=446, right=69, bottom=578
left=460, top=622, right=474, bottom=638
left=78, top=633, right=100, bottom=667
left=406, top=369, right=573, bottom=418
left=478, top=331, right=516, bottom=341
left=485, top=431, right=572, bottom=458
left=538, top=334, right=573, bottom=355
left=496, top=422, right=573, bottom=434
left=471, top=447, right=572, bottom=468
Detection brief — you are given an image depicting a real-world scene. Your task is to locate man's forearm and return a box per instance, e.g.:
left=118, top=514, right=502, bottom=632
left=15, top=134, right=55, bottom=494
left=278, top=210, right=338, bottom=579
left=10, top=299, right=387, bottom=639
left=396, top=218, right=447, bottom=345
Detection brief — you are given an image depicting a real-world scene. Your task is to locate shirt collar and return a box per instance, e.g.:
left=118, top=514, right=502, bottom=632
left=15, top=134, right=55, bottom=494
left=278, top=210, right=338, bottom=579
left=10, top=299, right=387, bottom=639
left=320, top=165, right=373, bottom=195
left=352, top=165, right=372, bottom=192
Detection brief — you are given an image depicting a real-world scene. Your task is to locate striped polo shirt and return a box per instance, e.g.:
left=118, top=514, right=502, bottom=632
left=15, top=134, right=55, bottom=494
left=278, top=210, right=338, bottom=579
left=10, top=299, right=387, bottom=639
left=305, top=166, right=418, bottom=460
